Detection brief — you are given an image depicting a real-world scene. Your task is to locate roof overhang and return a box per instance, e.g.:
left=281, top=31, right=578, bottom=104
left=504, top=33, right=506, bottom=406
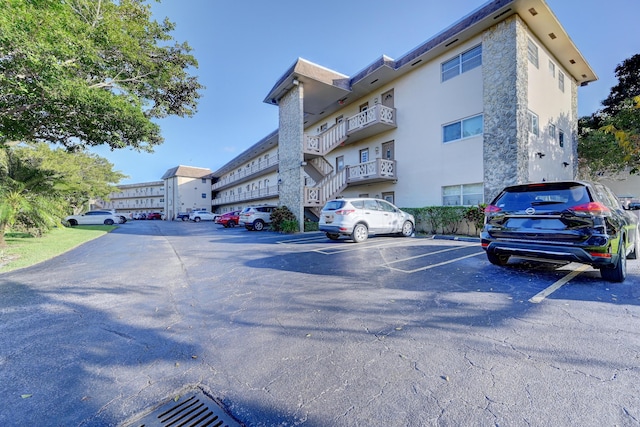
left=263, top=0, right=597, bottom=118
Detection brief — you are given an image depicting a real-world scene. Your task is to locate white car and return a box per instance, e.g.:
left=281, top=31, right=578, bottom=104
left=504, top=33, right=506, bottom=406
left=319, top=198, right=415, bottom=243
left=65, top=210, right=122, bottom=226
left=189, top=210, right=217, bottom=222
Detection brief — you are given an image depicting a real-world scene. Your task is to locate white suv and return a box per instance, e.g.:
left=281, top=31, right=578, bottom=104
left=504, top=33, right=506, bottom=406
left=239, top=205, right=277, bottom=231
left=189, top=210, right=216, bottom=222
left=319, top=198, right=415, bottom=243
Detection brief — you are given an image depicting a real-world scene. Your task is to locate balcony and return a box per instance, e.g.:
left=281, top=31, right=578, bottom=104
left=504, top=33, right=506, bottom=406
left=303, top=159, right=397, bottom=206
left=212, top=155, right=279, bottom=191
left=347, top=158, right=396, bottom=185
left=303, top=104, right=396, bottom=157
left=346, top=104, right=396, bottom=144
left=212, top=185, right=279, bottom=206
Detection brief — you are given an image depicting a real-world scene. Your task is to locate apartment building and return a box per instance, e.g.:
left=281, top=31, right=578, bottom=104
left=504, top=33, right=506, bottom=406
left=163, top=165, right=213, bottom=220
left=100, top=181, right=164, bottom=217
left=209, top=0, right=596, bottom=230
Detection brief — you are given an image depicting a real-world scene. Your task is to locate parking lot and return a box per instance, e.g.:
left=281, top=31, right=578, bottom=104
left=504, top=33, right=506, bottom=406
left=1, top=219, right=639, bottom=426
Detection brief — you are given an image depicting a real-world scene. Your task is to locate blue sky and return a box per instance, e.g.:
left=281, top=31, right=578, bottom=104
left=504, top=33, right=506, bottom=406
left=94, top=0, right=640, bottom=184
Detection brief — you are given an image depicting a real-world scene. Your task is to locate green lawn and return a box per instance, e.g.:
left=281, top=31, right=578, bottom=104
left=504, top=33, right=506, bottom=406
left=0, top=225, right=117, bottom=273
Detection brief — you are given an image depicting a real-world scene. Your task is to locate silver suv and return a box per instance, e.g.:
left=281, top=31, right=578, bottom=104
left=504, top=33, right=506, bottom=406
left=240, top=205, right=277, bottom=231
left=319, top=198, right=415, bottom=243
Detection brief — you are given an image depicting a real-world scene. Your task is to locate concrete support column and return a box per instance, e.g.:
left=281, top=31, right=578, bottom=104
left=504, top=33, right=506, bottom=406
left=277, top=82, right=305, bottom=232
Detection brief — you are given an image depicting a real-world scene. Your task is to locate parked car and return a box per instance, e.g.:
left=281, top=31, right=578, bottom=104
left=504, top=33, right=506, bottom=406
left=189, top=210, right=216, bottom=222
left=176, top=212, right=190, bottom=221
left=133, top=212, right=146, bottom=220
left=215, top=211, right=241, bottom=228
left=318, top=198, right=415, bottom=243
left=481, top=180, right=640, bottom=282
left=240, top=205, right=277, bottom=231
left=147, top=212, right=162, bottom=220
left=64, top=210, right=121, bottom=226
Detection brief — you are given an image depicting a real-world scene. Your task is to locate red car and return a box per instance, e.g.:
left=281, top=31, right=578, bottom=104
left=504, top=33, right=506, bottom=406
left=215, top=211, right=240, bottom=228
left=147, top=212, right=162, bottom=220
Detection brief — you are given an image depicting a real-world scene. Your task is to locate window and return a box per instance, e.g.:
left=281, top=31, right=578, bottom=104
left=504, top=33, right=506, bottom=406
left=548, top=60, right=555, bottom=77
left=558, top=71, right=565, bottom=92
left=201, top=178, right=206, bottom=183
left=360, top=148, right=369, bottom=163
left=443, top=114, right=483, bottom=143
left=549, top=123, right=556, bottom=140
left=441, top=44, right=482, bottom=82
left=201, top=193, right=206, bottom=199
left=559, top=130, right=565, bottom=148
left=527, top=110, right=539, bottom=137
left=359, top=103, right=369, bottom=112
left=336, top=156, right=344, bottom=171
left=527, top=38, right=539, bottom=68
left=382, top=192, right=395, bottom=204
left=442, top=183, right=484, bottom=206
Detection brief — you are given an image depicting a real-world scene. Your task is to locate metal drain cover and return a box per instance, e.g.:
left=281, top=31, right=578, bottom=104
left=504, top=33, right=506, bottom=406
left=131, top=390, right=242, bottom=427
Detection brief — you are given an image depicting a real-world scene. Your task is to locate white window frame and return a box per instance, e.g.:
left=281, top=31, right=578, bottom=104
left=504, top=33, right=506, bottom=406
left=442, top=183, right=484, bottom=206
left=548, top=60, right=556, bottom=77
left=442, top=114, right=483, bottom=143
left=558, top=71, right=565, bottom=92
left=441, top=44, right=482, bottom=82
left=527, top=110, right=539, bottom=137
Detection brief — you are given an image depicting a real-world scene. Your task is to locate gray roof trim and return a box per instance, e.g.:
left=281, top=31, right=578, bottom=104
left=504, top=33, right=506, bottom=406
left=211, top=129, right=279, bottom=177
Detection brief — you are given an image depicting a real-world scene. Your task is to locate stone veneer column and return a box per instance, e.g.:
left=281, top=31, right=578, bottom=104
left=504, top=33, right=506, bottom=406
left=482, top=15, right=530, bottom=202
left=277, top=83, right=305, bottom=231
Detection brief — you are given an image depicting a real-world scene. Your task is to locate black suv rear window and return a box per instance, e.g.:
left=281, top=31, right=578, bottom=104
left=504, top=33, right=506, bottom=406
left=494, top=184, right=591, bottom=211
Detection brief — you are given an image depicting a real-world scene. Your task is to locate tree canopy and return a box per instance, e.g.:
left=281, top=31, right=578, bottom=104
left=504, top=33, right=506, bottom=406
left=578, top=54, right=640, bottom=178
left=0, top=0, right=203, bottom=152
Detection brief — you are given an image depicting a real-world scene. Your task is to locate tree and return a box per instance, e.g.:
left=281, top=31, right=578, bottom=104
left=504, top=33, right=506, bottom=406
left=578, top=54, right=640, bottom=178
left=0, top=0, right=203, bottom=152
left=0, top=143, right=125, bottom=245
left=12, top=143, right=127, bottom=213
left=0, top=147, right=66, bottom=246
left=602, top=54, right=640, bottom=115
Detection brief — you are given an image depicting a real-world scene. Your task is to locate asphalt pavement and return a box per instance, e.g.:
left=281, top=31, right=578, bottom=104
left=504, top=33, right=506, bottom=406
left=1, top=220, right=639, bottom=426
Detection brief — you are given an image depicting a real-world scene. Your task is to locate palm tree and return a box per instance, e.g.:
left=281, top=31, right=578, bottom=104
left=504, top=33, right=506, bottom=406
left=0, top=146, right=65, bottom=246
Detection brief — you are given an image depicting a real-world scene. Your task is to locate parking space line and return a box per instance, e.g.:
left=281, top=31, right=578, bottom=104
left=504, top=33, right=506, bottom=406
left=386, top=251, right=485, bottom=273
left=384, top=245, right=475, bottom=265
left=528, top=264, right=591, bottom=303
left=276, top=235, right=327, bottom=244
left=314, top=239, right=414, bottom=255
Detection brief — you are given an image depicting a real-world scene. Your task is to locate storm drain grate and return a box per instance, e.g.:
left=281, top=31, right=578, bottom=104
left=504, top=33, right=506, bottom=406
left=133, top=390, right=242, bottom=427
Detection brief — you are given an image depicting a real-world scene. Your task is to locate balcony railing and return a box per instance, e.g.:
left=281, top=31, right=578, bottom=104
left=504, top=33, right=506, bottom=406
left=304, top=169, right=347, bottom=206
left=347, top=158, right=396, bottom=184
left=212, top=185, right=279, bottom=206
left=212, top=155, right=279, bottom=190
left=304, top=104, right=396, bottom=157
left=345, top=104, right=396, bottom=143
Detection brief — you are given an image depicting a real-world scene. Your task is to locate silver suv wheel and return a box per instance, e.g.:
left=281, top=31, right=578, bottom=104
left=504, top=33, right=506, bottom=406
left=352, top=223, right=368, bottom=243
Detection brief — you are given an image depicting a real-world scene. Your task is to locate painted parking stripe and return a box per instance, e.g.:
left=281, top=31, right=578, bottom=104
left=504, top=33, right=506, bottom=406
left=315, top=238, right=415, bottom=255
left=384, top=245, right=477, bottom=265
left=386, top=250, right=485, bottom=273
left=528, top=264, right=591, bottom=303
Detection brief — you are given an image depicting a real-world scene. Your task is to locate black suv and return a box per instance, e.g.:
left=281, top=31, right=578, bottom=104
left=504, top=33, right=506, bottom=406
left=481, top=181, right=640, bottom=282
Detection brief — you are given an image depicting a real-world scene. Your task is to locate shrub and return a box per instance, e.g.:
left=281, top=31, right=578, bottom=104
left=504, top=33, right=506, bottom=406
left=304, top=221, right=319, bottom=232
left=271, top=206, right=298, bottom=232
